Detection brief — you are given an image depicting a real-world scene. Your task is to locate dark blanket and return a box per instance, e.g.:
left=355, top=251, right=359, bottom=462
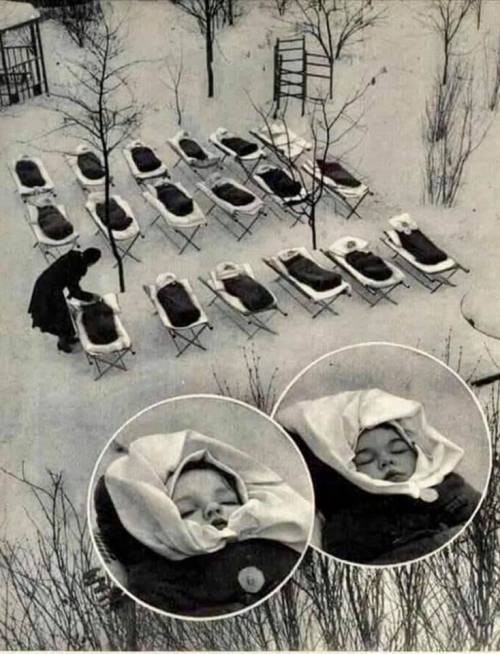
left=77, top=151, right=104, bottom=180
left=316, top=160, right=361, bottom=188
left=37, top=205, right=74, bottom=241
left=156, top=183, right=193, bottom=216
left=94, top=476, right=299, bottom=616
left=16, top=159, right=46, bottom=188
left=96, top=199, right=133, bottom=231
left=398, top=228, right=448, bottom=265
left=28, top=250, right=93, bottom=338
left=213, top=182, right=255, bottom=207
left=131, top=145, right=162, bottom=173
left=221, top=136, right=258, bottom=157
left=285, top=429, right=480, bottom=565
left=283, top=253, right=342, bottom=291
left=223, top=275, right=275, bottom=312
left=179, top=138, right=208, bottom=161
left=157, top=282, right=200, bottom=327
left=345, top=250, right=392, bottom=281
left=259, top=168, right=302, bottom=198
left=82, top=301, right=118, bottom=345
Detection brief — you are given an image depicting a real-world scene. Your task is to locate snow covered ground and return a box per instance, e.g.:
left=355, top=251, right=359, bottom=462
left=1, top=0, right=500, bottom=535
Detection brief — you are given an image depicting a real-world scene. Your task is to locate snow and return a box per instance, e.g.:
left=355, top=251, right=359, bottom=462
left=1, top=0, right=500, bottom=537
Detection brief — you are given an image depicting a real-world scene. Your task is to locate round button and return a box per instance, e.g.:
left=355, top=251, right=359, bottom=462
left=420, top=488, right=439, bottom=503
left=238, top=566, right=265, bottom=594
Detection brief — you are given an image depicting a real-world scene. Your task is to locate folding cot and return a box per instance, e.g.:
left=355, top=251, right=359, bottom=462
left=143, top=179, right=207, bottom=253
left=196, top=173, right=267, bottom=241
left=167, top=130, right=221, bottom=180
left=11, top=155, right=56, bottom=203
left=262, top=246, right=351, bottom=319
left=209, top=127, right=266, bottom=182
left=382, top=213, right=470, bottom=293
left=302, top=159, right=370, bottom=220
left=26, top=198, right=80, bottom=263
left=86, top=192, right=143, bottom=263
left=66, top=293, right=135, bottom=380
left=66, top=144, right=106, bottom=192
left=123, top=139, right=169, bottom=189
left=252, top=162, right=310, bottom=226
left=322, top=236, right=408, bottom=307
left=250, top=121, right=312, bottom=164
left=199, top=261, right=287, bottom=339
left=143, top=272, right=212, bottom=356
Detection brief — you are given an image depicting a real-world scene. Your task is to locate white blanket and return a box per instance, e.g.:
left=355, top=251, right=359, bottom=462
left=104, top=430, right=312, bottom=561
left=276, top=389, right=464, bottom=501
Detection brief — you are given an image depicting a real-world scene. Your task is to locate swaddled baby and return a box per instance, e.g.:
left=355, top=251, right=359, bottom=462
left=95, top=430, right=312, bottom=615
left=277, top=389, right=482, bottom=564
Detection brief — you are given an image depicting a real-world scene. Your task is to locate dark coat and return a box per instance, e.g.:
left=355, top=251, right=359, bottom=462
left=94, top=476, right=299, bottom=616
left=286, top=429, right=481, bottom=564
left=28, top=251, right=94, bottom=337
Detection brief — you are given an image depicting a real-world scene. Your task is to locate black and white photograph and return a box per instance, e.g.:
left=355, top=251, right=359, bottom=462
left=88, top=395, right=315, bottom=618
left=2, top=0, right=500, bottom=649
left=274, top=343, right=491, bottom=565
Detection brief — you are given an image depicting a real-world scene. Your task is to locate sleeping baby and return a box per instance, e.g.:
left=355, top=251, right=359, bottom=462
left=94, top=430, right=312, bottom=615
left=277, top=389, right=482, bottom=565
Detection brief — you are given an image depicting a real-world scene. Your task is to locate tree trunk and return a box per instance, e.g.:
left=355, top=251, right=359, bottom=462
left=228, top=0, right=233, bottom=25
left=206, top=5, right=214, bottom=97
left=309, top=203, right=317, bottom=250
left=442, top=40, right=449, bottom=85
left=103, top=152, right=125, bottom=293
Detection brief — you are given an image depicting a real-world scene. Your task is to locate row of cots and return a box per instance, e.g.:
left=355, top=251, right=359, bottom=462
left=65, top=227, right=469, bottom=379
left=10, top=124, right=372, bottom=263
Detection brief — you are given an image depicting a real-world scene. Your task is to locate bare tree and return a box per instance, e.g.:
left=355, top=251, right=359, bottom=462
left=47, top=12, right=143, bottom=292
left=174, top=0, right=226, bottom=98
left=426, top=0, right=475, bottom=85
left=293, top=0, right=385, bottom=97
left=253, top=70, right=381, bottom=249
left=162, top=55, right=185, bottom=126
left=212, top=345, right=280, bottom=413
left=423, top=58, right=490, bottom=206
left=50, top=0, right=102, bottom=48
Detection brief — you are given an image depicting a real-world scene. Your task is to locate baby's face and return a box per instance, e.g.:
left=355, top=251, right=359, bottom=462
left=172, top=468, right=241, bottom=530
left=354, top=426, right=417, bottom=482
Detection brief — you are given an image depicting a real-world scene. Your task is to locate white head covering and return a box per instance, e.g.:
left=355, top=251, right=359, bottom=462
left=104, top=430, right=312, bottom=561
left=276, top=389, right=464, bottom=501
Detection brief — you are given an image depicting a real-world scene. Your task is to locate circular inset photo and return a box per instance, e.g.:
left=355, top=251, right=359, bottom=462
left=272, top=343, right=491, bottom=567
left=87, top=395, right=315, bottom=619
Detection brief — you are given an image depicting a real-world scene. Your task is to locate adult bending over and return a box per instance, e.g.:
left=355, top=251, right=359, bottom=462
left=28, top=248, right=101, bottom=353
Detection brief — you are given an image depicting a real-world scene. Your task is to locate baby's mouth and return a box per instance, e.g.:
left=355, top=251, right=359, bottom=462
left=384, top=470, right=407, bottom=482
left=211, top=518, right=228, bottom=531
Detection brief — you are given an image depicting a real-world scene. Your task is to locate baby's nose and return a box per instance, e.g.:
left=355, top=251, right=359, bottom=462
left=204, top=502, right=222, bottom=519
left=378, top=455, right=394, bottom=469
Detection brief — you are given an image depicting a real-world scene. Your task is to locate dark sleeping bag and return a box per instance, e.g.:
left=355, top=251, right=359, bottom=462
left=223, top=275, right=275, bottom=312
left=37, top=205, right=74, bottom=241
left=221, top=136, right=258, bottom=157
left=213, top=182, right=255, bottom=207
left=179, top=138, right=208, bottom=161
left=345, top=250, right=392, bottom=281
left=94, top=475, right=299, bottom=616
left=156, top=281, right=200, bottom=327
left=82, top=301, right=118, bottom=345
left=316, top=160, right=361, bottom=188
left=77, top=151, right=104, bottom=180
left=398, top=229, right=448, bottom=265
left=16, top=159, right=46, bottom=188
left=131, top=146, right=162, bottom=173
left=259, top=168, right=302, bottom=198
left=96, top=199, right=133, bottom=231
left=283, top=253, right=342, bottom=291
left=156, top=183, right=193, bottom=216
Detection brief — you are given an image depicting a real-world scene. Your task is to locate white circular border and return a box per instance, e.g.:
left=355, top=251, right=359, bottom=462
left=87, top=393, right=316, bottom=621
left=271, top=341, right=493, bottom=570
